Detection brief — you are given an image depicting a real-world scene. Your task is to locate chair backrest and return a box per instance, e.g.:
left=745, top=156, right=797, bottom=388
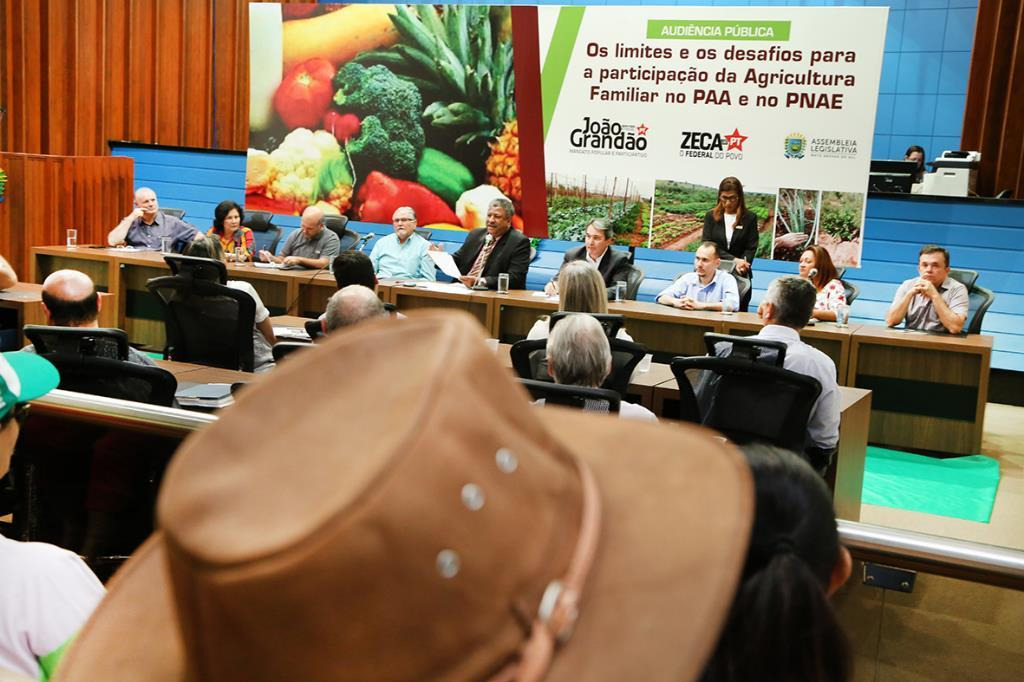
left=323, top=215, right=361, bottom=252
left=702, top=332, right=787, bottom=366
left=159, top=207, right=186, bottom=220
left=146, top=275, right=257, bottom=371
left=40, top=354, right=178, bottom=406
left=304, top=318, right=324, bottom=340
left=272, top=342, right=312, bottom=362
left=841, top=279, right=859, bottom=305
left=716, top=259, right=736, bottom=275
left=23, top=325, right=130, bottom=361
left=510, top=337, right=648, bottom=399
left=549, top=312, right=624, bottom=339
left=965, top=285, right=995, bottom=334
left=243, top=210, right=283, bottom=255
left=623, top=264, right=645, bottom=300
left=413, top=228, right=433, bottom=241
left=732, top=272, right=751, bottom=306
left=835, top=267, right=846, bottom=280
left=948, top=268, right=979, bottom=290
left=163, top=254, right=227, bottom=284
left=670, top=356, right=822, bottom=453
left=518, top=378, right=621, bottom=414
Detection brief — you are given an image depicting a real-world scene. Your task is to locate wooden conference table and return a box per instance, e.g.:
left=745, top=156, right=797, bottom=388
left=33, top=246, right=990, bottom=455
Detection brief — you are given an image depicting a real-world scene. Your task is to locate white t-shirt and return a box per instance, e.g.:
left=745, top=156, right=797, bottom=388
left=0, top=535, right=105, bottom=679
left=526, top=318, right=634, bottom=342
left=724, top=213, right=738, bottom=246
left=227, top=280, right=273, bottom=370
left=531, top=398, right=657, bottom=422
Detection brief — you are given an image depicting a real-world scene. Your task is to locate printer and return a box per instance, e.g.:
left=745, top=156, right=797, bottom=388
left=920, top=150, right=981, bottom=197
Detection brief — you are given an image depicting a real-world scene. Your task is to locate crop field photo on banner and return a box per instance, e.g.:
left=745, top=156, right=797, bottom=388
left=246, top=4, right=521, bottom=233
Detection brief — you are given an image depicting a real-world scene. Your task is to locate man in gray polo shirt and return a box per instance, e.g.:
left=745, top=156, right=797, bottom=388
left=886, top=245, right=969, bottom=334
left=107, top=187, right=200, bottom=251
left=258, top=206, right=340, bottom=270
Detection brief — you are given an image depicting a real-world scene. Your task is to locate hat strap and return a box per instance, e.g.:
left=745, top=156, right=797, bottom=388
left=489, top=456, right=602, bottom=682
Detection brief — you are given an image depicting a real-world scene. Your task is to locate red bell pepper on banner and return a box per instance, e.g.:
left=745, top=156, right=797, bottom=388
left=273, top=58, right=336, bottom=130
left=355, top=171, right=459, bottom=225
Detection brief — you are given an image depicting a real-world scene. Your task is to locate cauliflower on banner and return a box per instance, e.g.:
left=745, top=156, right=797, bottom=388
left=265, top=129, right=341, bottom=212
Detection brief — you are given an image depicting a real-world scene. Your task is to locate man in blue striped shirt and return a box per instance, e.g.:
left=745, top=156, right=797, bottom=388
left=657, top=242, right=740, bottom=312
left=368, top=207, right=437, bottom=281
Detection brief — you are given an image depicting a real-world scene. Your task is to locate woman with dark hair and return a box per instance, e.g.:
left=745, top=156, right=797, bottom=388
left=905, top=145, right=926, bottom=184
left=207, top=200, right=255, bottom=262
left=702, top=177, right=759, bottom=311
left=702, top=445, right=852, bottom=682
left=799, top=245, right=846, bottom=322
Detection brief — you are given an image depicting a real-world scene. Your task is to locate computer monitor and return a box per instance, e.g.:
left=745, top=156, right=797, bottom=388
left=868, top=160, right=917, bottom=193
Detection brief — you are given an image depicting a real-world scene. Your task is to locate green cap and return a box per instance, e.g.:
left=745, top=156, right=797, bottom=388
left=0, top=351, right=60, bottom=420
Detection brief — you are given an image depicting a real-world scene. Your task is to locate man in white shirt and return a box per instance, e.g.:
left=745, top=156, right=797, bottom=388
left=540, top=313, right=657, bottom=422
left=0, top=352, right=105, bottom=680
left=544, top=218, right=632, bottom=299
left=368, top=207, right=436, bottom=281
left=754, top=276, right=840, bottom=470
left=656, top=242, right=740, bottom=312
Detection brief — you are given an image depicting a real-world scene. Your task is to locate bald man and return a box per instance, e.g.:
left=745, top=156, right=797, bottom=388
left=258, top=206, right=340, bottom=269
left=22, top=269, right=157, bottom=367
left=323, top=285, right=388, bottom=333
left=107, top=187, right=199, bottom=250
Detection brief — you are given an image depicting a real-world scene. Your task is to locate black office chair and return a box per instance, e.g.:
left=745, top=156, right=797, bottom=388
left=965, top=285, right=996, bottom=334
left=948, top=268, right=979, bottom=291
left=670, top=356, right=822, bottom=455
left=622, top=264, right=645, bottom=301
left=702, top=332, right=787, bottom=366
left=732, top=272, right=750, bottom=308
left=304, top=318, right=324, bottom=340
left=23, top=325, right=130, bottom=361
left=840, top=279, right=859, bottom=305
left=146, top=275, right=257, bottom=371
left=323, top=215, right=361, bottom=252
left=549, top=312, right=625, bottom=339
left=244, top=210, right=283, bottom=255
left=835, top=267, right=846, bottom=280
left=272, top=342, right=312, bottom=362
left=518, top=378, right=621, bottom=414
left=716, top=259, right=737, bottom=275
left=163, top=254, right=228, bottom=283
left=510, top=337, right=648, bottom=399
left=159, top=207, right=187, bottom=220
left=414, top=228, right=433, bottom=241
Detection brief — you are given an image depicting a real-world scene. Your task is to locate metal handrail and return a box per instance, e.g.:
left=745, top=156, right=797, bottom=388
left=30, top=388, right=216, bottom=434
left=839, top=520, right=1024, bottom=591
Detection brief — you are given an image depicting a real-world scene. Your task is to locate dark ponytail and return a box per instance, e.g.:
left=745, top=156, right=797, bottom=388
left=701, top=446, right=851, bottom=682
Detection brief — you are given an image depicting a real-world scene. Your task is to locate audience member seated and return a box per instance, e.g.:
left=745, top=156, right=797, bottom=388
left=0, top=352, right=105, bottom=680
left=541, top=313, right=656, bottom=422
left=332, top=250, right=377, bottom=290
left=185, top=236, right=277, bottom=370
left=443, top=197, right=530, bottom=290
left=543, top=218, right=631, bottom=299
left=0, top=254, right=16, bottom=289
left=53, top=311, right=752, bottom=682
left=22, top=270, right=155, bottom=367
left=798, top=245, right=846, bottom=322
left=258, top=206, right=339, bottom=270
left=754, top=276, right=839, bottom=465
left=107, top=187, right=200, bottom=250
left=528, top=261, right=633, bottom=341
left=323, top=285, right=388, bottom=333
left=885, top=244, right=968, bottom=334
left=206, top=200, right=254, bottom=263
left=369, top=206, right=436, bottom=281
left=701, top=444, right=851, bottom=682
left=656, top=241, right=739, bottom=312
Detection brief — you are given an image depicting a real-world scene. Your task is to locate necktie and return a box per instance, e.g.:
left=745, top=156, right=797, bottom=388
left=467, top=235, right=496, bottom=279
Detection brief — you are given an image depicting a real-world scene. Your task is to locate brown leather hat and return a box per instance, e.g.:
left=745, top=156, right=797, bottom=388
left=56, top=311, right=752, bottom=681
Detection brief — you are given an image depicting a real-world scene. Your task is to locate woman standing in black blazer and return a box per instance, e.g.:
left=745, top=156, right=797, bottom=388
left=702, top=176, right=759, bottom=311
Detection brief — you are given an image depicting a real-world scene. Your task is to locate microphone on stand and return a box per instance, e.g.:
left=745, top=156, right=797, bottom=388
left=358, top=232, right=376, bottom=252
left=807, top=267, right=818, bottom=280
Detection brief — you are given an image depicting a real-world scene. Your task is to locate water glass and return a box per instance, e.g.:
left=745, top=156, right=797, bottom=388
left=615, top=280, right=627, bottom=303
left=497, top=272, right=510, bottom=294
left=721, top=300, right=735, bottom=315
left=835, top=304, right=850, bottom=327
left=160, top=236, right=173, bottom=254
left=66, top=229, right=78, bottom=249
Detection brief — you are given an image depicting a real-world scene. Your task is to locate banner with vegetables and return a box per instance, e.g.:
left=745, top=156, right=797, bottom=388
left=246, top=3, right=522, bottom=234
left=537, top=5, right=886, bottom=267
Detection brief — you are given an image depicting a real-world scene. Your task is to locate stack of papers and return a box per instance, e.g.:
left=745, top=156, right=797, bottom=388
left=274, top=326, right=312, bottom=341
left=176, top=383, right=235, bottom=408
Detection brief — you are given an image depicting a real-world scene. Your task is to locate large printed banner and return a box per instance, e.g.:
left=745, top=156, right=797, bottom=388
left=539, top=6, right=886, bottom=266
left=245, top=4, right=885, bottom=267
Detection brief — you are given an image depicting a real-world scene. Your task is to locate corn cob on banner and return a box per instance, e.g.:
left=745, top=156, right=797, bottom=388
left=245, top=4, right=885, bottom=266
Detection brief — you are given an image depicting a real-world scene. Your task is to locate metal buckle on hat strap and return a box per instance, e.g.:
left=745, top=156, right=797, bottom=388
left=488, top=457, right=603, bottom=682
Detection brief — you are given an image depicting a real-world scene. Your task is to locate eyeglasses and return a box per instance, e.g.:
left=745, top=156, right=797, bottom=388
left=1, top=403, right=30, bottom=428
left=719, top=194, right=739, bottom=203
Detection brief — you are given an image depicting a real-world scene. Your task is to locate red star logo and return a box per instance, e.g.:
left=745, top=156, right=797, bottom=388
left=636, top=123, right=648, bottom=136
left=725, top=128, right=748, bottom=151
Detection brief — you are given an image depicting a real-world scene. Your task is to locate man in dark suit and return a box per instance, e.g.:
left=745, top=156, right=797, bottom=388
left=449, top=197, right=531, bottom=290
left=544, top=218, right=632, bottom=300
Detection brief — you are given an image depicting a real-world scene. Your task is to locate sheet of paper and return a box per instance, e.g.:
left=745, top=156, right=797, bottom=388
left=273, top=326, right=311, bottom=341
left=428, top=250, right=463, bottom=279
left=415, top=281, right=472, bottom=295
left=253, top=262, right=281, bottom=269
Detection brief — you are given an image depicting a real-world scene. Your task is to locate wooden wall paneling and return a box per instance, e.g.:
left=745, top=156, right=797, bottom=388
left=127, top=0, right=157, bottom=146
left=182, top=0, right=213, bottom=148
left=19, top=1, right=43, bottom=152
left=104, top=0, right=130, bottom=150
left=75, top=0, right=103, bottom=156
left=156, top=0, right=184, bottom=145
left=44, top=0, right=72, bottom=154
